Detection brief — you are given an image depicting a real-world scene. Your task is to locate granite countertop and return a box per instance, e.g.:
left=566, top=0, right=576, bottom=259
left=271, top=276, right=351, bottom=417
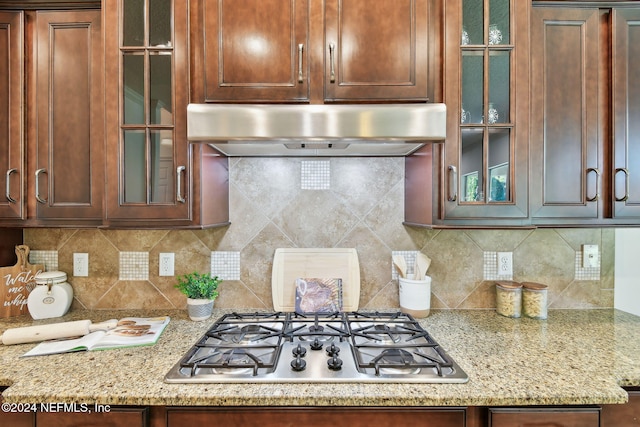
left=0, top=309, right=638, bottom=407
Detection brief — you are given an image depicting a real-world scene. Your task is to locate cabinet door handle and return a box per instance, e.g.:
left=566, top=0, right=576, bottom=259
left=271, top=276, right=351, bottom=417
left=6, top=168, right=17, bottom=203
left=35, top=168, right=48, bottom=204
left=297, top=44, right=304, bottom=83
left=176, top=165, right=186, bottom=203
left=615, top=167, right=630, bottom=202
left=329, top=43, right=336, bottom=83
left=586, top=167, right=600, bottom=202
left=448, top=165, right=458, bottom=202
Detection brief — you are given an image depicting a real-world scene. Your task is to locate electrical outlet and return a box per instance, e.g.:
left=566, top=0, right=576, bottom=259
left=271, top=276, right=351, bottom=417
left=159, top=253, right=175, bottom=277
left=73, top=253, right=89, bottom=277
left=583, top=244, right=599, bottom=268
left=497, top=252, right=513, bottom=276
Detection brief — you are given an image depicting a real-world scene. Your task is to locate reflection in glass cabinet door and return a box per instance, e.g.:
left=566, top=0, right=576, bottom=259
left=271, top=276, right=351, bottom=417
left=461, top=128, right=484, bottom=202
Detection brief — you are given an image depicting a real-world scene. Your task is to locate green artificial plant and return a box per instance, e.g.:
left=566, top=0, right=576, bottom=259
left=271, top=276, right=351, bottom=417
left=175, top=272, right=221, bottom=300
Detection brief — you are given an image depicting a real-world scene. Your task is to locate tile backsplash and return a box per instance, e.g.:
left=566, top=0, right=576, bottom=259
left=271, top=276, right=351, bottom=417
left=24, top=158, right=614, bottom=311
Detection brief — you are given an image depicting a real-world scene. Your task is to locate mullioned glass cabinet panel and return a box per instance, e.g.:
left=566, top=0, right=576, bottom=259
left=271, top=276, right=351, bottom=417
left=460, top=0, right=512, bottom=204
left=121, top=0, right=175, bottom=206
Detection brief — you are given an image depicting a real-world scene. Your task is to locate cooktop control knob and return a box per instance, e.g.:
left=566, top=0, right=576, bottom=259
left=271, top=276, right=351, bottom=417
left=325, top=343, right=340, bottom=357
left=310, top=338, right=323, bottom=351
left=290, top=355, right=307, bottom=372
left=292, top=344, right=307, bottom=358
left=327, top=355, right=343, bottom=371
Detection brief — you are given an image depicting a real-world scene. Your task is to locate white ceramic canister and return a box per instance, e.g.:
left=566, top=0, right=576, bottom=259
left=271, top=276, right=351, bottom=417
left=27, top=271, right=73, bottom=319
left=399, top=274, right=432, bottom=318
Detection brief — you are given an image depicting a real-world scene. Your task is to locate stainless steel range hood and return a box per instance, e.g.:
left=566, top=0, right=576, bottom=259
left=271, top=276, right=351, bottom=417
left=187, top=103, right=446, bottom=157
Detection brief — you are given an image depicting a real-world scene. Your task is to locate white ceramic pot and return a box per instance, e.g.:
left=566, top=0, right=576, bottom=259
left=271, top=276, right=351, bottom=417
left=399, top=275, right=431, bottom=318
left=27, top=271, right=73, bottom=320
left=187, top=298, right=214, bottom=321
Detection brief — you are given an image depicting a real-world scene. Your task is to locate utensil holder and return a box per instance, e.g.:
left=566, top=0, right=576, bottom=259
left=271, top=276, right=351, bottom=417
left=399, top=275, right=431, bottom=318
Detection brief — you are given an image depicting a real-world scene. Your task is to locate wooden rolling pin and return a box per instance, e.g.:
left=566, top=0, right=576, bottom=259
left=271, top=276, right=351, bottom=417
left=1, top=319, right=118, bottom=345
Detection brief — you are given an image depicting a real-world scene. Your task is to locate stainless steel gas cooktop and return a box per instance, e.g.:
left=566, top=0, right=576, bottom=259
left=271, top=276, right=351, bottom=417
left=165, top=312, right=468, bottom=384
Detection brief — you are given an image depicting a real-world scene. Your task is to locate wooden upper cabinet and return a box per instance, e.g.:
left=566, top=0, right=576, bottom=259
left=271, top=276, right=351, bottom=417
left=31, top=9, right=104, bottom=223
left=0, top=11, right=24, bottom=221
left=197, top=0, right=431, bottom=103
left=612, top=9, right=640, bottom=220
left=530, top=5, right=640, bottom=225
left=323, top=0, right=428, bottom=102
left=406, top=0, right=529, bottom=227
left=530, top=7, right=602, bottom=223
left=0, top=5, right=103, bottom=227
left=200, top=0, right=310, bottom=102
left=105, top=0, right=192, bottom=224
left=100, top=0, right=229, bottom=228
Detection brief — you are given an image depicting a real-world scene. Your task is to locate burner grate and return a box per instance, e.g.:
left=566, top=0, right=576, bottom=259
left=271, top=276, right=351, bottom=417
left=176, top=312, right=288, bottom=378
left=346, top=311, right=455, bottom=377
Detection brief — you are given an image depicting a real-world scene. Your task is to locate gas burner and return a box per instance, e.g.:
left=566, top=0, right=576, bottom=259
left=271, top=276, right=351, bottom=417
left=308, top=324, right=324, bottom=333
left=186, top=347, right=279, bottom=377
left=352, top=324, right=403, bottom=344
left=285, top=312, right=350, bottom=344
left=206, top=316, right=286, bottom=345
left=208, top=323, right=283, bottom=345
left=208, top=349, right=260, bottom=375
left=372, top=349, right=420, bottom=375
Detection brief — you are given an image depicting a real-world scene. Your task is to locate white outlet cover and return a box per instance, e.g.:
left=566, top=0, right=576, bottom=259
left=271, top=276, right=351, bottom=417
left=497, top=252, right=513, bottom=276
left=73, top=253, right=89, bottom=277
left=159, top=253, right=175, bottom=276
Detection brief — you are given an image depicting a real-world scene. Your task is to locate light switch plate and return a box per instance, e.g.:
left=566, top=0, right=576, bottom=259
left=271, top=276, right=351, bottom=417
left=583, top=245, right=599, bottom=268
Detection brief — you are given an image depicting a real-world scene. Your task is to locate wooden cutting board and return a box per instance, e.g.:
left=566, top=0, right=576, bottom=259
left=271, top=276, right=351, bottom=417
left=0, top=245, right=44, bottom=318
left=272, top=248, right=360, bottom=312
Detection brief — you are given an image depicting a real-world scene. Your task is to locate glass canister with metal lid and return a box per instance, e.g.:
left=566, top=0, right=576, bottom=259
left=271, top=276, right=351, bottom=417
left=495, top=281, right=522, bottom=318
left=522, top=282, right=548, bottom=319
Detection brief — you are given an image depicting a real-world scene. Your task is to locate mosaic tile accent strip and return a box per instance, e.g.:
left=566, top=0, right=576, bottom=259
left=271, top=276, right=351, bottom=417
left=301, top=160, right=330, bottom=190
left=119, top=252, right=149, bottom=281
left=211, top=251, right=241, bottom=280
left=575, top=251, right=600, bottom=281
left=391, top=250, right=418, bottom=280
left=28, top=250, right=58, bottom=271
left=484, top=251, right=513, bottom=281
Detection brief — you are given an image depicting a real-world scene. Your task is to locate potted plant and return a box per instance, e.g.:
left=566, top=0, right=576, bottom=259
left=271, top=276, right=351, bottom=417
left=175, top=272, right=221, bottom=321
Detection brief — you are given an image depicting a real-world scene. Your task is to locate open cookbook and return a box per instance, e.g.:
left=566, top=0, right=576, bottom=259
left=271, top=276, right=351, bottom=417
left=21, top=316, right=170, bottom=357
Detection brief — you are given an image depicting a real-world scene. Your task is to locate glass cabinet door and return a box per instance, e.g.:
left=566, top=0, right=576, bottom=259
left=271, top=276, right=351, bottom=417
left=442, top=0, right=528, bottom=223
left=105, top=0, right=190, bottom=222
left=460, top=0, right=510, bottom=204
